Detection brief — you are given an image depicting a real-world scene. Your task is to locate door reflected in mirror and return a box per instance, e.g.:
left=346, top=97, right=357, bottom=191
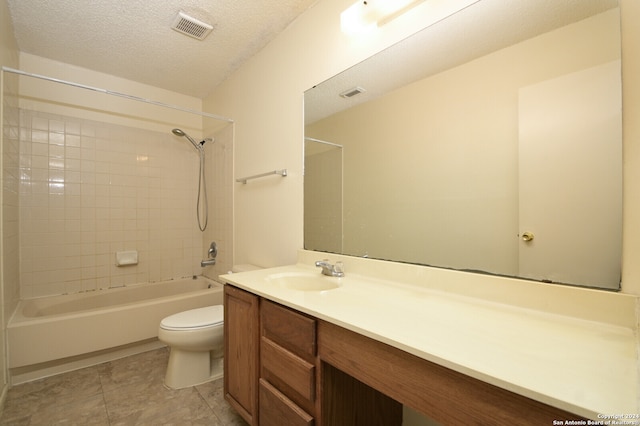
left=304, top=0, right=622, bottom=290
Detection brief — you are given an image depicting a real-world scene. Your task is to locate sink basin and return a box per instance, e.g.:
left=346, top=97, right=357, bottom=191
left=266, top=272, right=341, bottom=292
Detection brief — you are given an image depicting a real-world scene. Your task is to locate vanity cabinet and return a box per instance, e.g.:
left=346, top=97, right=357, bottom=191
left=224, top=283, right=583, bottom=425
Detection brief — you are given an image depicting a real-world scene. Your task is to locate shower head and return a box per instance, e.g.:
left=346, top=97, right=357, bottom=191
left=172, top=128, right=203, bottom=151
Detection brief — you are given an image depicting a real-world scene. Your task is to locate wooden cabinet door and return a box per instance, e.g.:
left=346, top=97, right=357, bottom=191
left=224, top=285, right=260, bottom=426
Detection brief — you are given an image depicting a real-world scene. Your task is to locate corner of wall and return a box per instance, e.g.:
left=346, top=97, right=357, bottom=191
left=620, top=0, right=640, bottom=296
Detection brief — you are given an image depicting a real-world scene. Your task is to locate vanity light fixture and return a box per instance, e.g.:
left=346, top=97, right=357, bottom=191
left=340, top=0, right=426, bottom=35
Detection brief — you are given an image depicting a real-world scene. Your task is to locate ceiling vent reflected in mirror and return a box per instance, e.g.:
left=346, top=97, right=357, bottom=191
left=339, top=86, right=366, bottom=98
left=171, top=11, right=213, bottom=40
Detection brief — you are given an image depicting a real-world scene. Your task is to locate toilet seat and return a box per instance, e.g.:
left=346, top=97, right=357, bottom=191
left=160, top=305, right=223, bottom=331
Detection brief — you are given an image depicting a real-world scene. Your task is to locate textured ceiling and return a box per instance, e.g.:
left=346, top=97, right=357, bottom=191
left=6, top=0, right=318, bottom=98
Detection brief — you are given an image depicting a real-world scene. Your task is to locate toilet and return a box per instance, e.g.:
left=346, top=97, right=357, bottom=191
left=158, top=305, right=224, bottom=389
left=158, top=265, right=261, bottom=389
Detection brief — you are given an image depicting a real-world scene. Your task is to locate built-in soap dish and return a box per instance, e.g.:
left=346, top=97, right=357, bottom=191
left=115, top=250, right=138, bottom=266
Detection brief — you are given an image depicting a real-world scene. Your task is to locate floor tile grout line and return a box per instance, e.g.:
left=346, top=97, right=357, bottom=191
left=195, top=384, right=225, bottom=424
left=1, top=348, right=246, bottom=425
left=97, top=367, right=113, bottom=426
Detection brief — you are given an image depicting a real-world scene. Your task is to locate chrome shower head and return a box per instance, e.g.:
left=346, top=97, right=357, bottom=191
left=172, top=128, right=202, bottom=150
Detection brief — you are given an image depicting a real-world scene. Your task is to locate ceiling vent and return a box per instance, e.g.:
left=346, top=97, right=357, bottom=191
left=171, top=11, right=213, bottom=40
left=339, top=86, right=366, bottom=98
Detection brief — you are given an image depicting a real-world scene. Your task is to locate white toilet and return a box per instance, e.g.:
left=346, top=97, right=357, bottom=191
left=158, top=305, right=224, bottom=389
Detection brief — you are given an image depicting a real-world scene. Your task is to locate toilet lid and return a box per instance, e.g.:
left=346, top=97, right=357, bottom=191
left=160, top=305, right=224, bottom=330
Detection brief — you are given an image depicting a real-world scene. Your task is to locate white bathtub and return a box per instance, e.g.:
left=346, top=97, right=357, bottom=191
left=7, top=276, right=223, bottom=371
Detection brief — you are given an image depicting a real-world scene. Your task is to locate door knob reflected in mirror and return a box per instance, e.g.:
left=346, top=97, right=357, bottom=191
left=521, top=232, right=534, bottom=242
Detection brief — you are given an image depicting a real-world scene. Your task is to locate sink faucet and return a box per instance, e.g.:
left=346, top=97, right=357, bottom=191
left=315, top=260, right=344, bottom=277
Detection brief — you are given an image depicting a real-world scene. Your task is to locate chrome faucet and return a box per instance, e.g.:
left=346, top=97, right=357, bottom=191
left=201, top=258, right=216, bottom=267
left=201, top=241, right=217, bottom=267
left=315, top=260, right=344, bottom=277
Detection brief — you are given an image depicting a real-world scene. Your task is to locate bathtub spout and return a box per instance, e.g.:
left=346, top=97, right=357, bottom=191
left=201, top=258, right=216, bottom=267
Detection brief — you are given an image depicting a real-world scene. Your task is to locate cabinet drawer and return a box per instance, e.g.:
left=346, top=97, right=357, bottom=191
left=261, top=299, right=316, bottom=361
left=259, top=378, right=314, bottom=426
left=262, top=337, right=315, bottom=412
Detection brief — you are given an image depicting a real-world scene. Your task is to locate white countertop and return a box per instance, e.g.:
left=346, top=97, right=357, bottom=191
left=220, top=255, right=638, bottom=420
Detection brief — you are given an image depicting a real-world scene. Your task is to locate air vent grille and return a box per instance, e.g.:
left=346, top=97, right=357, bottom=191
left=339, top=86, right=366, bottom=98
left=172, top=11, right=213, bottom=40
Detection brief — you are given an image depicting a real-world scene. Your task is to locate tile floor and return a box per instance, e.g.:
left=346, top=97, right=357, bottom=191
left=0, top=348, right=248, bottom=425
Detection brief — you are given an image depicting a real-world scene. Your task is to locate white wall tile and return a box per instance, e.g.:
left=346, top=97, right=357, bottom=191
left=18, top=111, right=210, bottom=297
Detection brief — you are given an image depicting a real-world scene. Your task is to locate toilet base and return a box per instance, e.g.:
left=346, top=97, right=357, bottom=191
left=164, top=348, right=223, bottom=389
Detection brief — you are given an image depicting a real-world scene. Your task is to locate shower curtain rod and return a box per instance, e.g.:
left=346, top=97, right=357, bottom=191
left=2, top=66, right=234, bottom=123
left=304, top=137, right=343, bottom=148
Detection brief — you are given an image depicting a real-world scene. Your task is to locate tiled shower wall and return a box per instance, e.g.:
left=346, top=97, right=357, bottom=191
left=18, top=110, right=218, bottom=299
left=201, top=122, right=234, bottom=279
left=2, top=76, right=20, bottom=308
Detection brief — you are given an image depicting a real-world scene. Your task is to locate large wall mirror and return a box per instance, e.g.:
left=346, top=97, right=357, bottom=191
left=304, top=0, right=622, bottom=290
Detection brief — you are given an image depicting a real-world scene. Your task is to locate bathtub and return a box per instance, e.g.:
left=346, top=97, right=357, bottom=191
left=7, top=276, right=223, bottom=372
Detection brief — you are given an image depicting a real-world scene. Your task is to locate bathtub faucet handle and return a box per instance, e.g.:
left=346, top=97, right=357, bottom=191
left=201, top=242, right=217, bottom=267
left=207, top=242, right=217, bottom=259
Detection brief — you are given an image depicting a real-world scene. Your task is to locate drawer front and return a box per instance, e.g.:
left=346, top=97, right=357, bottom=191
left=261, top=299, right=316, bottom=361
left=262, top=337, right=315, bottom=412
left=259, top=378, right=314, bottom=426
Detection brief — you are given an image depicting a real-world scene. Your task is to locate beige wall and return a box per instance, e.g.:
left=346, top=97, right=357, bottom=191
left=206, top=0, right=640, bottom=295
